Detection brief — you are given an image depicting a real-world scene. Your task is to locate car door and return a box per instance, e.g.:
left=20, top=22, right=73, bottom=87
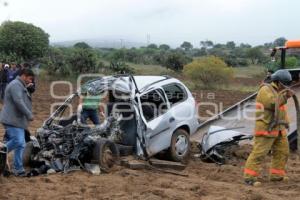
left=162, top=83, right=192, bottom=127
left=137, top=88, right=173, bottom=156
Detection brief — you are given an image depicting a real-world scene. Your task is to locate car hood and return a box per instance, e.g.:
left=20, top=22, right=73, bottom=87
left=202, top=125, right=247, bottom=153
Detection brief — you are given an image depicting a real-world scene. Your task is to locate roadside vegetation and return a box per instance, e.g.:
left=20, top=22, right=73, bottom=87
left=183, top=56, right=234, bottom=89
left=0, top=21, right=298, bottom=92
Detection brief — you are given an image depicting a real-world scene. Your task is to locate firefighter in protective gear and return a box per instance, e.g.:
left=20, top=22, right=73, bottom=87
left=244, top=69, right=294, bottom=186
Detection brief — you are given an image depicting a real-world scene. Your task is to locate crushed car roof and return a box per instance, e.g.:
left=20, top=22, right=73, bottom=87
left=81, top=75, right=174, bottom=95
left=133, top=76, right=167, bottom=90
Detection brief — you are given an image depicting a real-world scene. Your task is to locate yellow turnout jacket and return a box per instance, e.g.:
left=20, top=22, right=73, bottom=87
left=255, top=82, right=289, bottom=137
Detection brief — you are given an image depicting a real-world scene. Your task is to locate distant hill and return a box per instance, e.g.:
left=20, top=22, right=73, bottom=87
left=51, top=38, right=146, bottom=49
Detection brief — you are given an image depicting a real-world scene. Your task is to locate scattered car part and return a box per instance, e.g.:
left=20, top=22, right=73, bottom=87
left=146, top=163, right=188, bottom=177
left=84, top=163, right=101, bottom=175
left=199, top=126, right=252, bottom=165
left=149, top=158, right=186, bottom=170
left=195, top=80, right=300, bottom=155
left=120, top=157, right=188, bottom=176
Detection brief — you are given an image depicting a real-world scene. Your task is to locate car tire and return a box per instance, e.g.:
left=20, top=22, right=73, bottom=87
left=168, top=129, right=190, bottom=163
left=91, top=139, right=119, bottom=172
left=23, top=141, right=34, bottom=167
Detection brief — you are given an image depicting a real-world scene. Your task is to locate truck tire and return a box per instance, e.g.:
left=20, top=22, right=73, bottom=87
left=168, top=129, right=190, bottom=163
left=92, top=139, right=119, bottom=172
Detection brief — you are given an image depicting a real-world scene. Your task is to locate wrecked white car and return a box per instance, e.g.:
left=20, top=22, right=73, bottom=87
left=24, top=75, right=199, bottom=174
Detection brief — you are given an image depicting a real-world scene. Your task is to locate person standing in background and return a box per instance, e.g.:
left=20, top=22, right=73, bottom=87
left=79, top=89, right=107, bottom=126
left=0, top=64, right=9, bottom=100
left=7, top=62, right=19, bottom=83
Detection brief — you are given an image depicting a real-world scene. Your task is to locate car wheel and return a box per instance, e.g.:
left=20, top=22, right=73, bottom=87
left=23, top=141, right=34, bottom=167
left=168, top=129, right=190, bottom=162
left=92, top=139, right=119, bottom=172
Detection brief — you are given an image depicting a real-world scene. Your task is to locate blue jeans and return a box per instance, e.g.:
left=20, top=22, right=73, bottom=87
left=4, top=125, right=25, bottom=173
left=81, top=109, right=100, bottom=125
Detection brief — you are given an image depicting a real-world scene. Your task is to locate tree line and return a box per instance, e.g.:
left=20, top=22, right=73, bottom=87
left=0, top=21, right=299, bottom=77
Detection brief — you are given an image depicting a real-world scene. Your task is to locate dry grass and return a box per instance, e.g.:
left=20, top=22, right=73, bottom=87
left=233, top=65, right=266, bottom=78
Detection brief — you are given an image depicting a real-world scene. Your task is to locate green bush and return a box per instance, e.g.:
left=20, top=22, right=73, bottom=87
left=0, top=52, right=20, bottom=63
left=74, top=42, right=91, bottom=49
left=0, top=21, right=49, bottom=60
left=68, top=48, right=97, bottom=74
left=183, top=56, right=234, bottom=89
left=109, top=61, right=135, bottom=74
left=285, top=56, right=299, bottom=68
left=266, top=56, right=300, bottom=71
left=164, top=52, right=192, bottom=71
left=38, top=47, right=72, bottom=77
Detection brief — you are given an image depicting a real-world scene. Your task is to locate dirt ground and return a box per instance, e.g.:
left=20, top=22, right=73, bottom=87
left=1, top=78, right=300, bottom=200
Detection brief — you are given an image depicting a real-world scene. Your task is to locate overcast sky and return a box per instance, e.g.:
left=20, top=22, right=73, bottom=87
left=0, top=0, right=299, bottom=47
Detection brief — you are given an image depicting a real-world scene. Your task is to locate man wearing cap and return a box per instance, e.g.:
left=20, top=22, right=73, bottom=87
left=7, top=62, right=18, bottom=83
left=244, top=69, right=294, bottom=186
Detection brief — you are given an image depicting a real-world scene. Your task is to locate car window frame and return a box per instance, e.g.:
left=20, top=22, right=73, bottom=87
left=162, top=83, right=188, bottom=107
left=139, top=88, right=169, bottom=123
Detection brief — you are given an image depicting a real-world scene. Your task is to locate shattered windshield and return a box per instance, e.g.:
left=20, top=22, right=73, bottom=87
left=80, top=76, right=132, bottom=96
